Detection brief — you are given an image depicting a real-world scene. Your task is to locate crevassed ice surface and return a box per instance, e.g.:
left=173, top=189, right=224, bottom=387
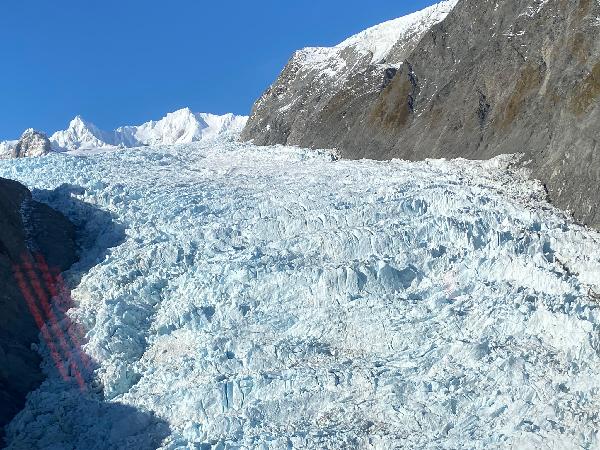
left=2, top=138, right=600, bottom=449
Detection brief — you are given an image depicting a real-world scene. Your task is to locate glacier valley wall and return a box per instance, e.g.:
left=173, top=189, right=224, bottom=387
left=241, top=0, right=600, bottom=228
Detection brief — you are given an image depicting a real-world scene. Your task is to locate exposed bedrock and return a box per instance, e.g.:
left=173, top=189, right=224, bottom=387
left=242, top=0, right=600, bottom=228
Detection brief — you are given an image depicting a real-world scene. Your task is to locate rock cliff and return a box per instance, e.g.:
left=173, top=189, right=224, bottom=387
left=242, top=0, right=600, bottom=228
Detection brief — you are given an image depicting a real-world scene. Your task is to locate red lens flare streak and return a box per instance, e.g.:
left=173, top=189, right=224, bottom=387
left=13, top=253, right=90, bottom=391
left=35, top=254, right=93, bottom=373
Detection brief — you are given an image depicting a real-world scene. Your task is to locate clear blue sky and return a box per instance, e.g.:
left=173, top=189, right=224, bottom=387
left=0, top=1, right=438, bottom=140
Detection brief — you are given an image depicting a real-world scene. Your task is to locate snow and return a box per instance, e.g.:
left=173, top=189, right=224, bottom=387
left=113, top=108, right=248, bottom=148
left=51, top=116, right=113, bottom=151
left=0, top=140, right=17, bottom=158
left=335, top=0, right=458, bottom=64
left=521, top=0, right=551, bottom=17
left=7, top=108, right=248, bottom=152
left=1, top=138, right=600, bottom=449
left=296, top=0, right=458, bottom=72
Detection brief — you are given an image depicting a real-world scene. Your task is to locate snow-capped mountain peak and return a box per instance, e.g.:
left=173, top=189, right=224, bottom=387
left=68, top=115, right=103, bottom=134
left=51, top=116, right=111, bottom=151
left=69, top=115, right=86, bottom=127
left=0, top=109, right=249, bottom=154
left=118, top=108, right=210, bottom=146
left=111, top=108, right=248, bottom=148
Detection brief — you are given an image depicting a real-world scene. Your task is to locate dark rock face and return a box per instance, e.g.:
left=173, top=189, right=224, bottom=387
left=0, top=178, right=78, bottom=443
left=242, top=0, right=600, bottom=228
left=12, top=129, right=52, bottom=159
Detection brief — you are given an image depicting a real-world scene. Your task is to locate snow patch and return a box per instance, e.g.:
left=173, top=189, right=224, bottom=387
left=0, top=140, right=17, bottom=159
left=336, top=0, right=458, bottom=64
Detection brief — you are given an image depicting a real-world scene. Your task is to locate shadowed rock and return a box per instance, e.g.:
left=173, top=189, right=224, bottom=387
left=0, top=178, right=78, bottom=443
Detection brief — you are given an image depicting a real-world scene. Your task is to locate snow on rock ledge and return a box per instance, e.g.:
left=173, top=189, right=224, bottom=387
left=298, top=0, right=459, bottom=70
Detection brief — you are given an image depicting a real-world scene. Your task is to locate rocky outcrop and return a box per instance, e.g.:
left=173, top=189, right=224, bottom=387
left=0, top=178, right=78, bottom=443
left=242, top=0, right=600, bottom=228
left=12, top=129, right=52, bottom=159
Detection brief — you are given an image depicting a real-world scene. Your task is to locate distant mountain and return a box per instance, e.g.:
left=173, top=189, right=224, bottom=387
left=52, top=108, right=248, bottom=151
left=0, top=109, right=248, bottom=155
left=110, top=108, right=248, bottom=148
left=50, top=116, right=113, bottom=151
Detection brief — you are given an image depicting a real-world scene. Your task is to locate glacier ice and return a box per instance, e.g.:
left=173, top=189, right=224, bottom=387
left=1, top=138, right=600, bottom=449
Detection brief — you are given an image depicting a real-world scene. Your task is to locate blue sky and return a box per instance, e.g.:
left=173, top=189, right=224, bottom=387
left=0, top=1, right=437, bottom=139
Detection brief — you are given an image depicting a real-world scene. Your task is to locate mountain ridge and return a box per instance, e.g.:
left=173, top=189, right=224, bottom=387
left=1, top=109, right=248, bottom=155
left=52, top=108, right=248, bottom=151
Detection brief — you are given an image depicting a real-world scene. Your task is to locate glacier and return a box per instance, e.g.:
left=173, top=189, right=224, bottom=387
left=1, top=137, right=600, bottom=449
